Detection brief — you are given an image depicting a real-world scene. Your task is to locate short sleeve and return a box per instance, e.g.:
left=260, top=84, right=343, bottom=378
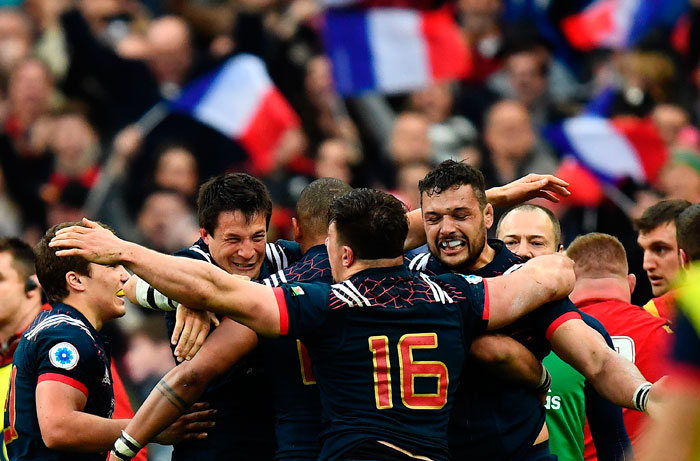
left=441, top=274, right=489, bottom=336
left=534, top=298, right=582, bottom=341
left=35, top=327, right=101, bottom=398
left=273, top=282, right=331, bottom=338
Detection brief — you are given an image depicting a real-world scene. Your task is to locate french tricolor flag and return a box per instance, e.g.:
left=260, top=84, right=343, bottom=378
left=561, top=0, right=687, bottom=51
left=324, top=7, right=471, bottom=96
left=171, top=54, right=300, bottom=175
left=546, top=115, right=668, bottom=185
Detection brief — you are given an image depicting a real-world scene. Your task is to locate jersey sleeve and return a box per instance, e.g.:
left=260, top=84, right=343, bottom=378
left=442, top=274, right=489, bottom=336
left=34, top=327, right=102, bottom=398
left=272, top=282, right=330, bottom=338
left=534, top=298, right=583, bottom=341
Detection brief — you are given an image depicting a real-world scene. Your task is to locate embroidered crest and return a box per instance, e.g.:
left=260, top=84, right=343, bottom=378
left=49, top=342, right=79, bottom=370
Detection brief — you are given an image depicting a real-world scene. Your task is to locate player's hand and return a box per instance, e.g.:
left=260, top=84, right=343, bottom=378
left=153, top=402, right=217, bottom=445
left=487, top=174, right=570, bottom=208
left=49, top=218, right=128, bottom=264
left=173, top=305, right=220, bottom=362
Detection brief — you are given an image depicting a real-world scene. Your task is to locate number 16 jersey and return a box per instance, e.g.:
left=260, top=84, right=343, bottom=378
left=272, top=265, right=489, bottom=460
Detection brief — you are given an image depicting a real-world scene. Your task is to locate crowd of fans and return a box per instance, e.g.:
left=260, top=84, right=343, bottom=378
left=0, top=1, right=700, bottom=458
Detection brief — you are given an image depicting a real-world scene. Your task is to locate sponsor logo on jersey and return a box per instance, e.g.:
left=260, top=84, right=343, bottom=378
left=462, top=274, right=483, bottom=285
left=291, top=286, right=305, bottom=296
left=49, top=342, right=79, bottom=370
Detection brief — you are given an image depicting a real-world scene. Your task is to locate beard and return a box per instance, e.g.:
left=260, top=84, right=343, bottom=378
left=434, top=222, right=488, bottom=273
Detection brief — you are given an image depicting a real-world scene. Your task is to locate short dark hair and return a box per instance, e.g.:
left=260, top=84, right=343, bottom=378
left=296, top=178, right=352, bottom=237
left=197, top=173, right=272, bottom=235
left=35, top=222, right=94, bottom=303
left=634, top=199, right=691, bottom=234
left=418, top=160, right=487, bottom=209
left=329, top=188, right=408, bottom=260
left=497, top=204, right=562, bottom=247
left=0, top=237, right=35, bottom=281
left=677, top=204, right=700, bottom=262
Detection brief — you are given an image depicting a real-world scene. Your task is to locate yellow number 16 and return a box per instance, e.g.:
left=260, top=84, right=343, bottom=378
left=368, top=333, right=449, bottom=410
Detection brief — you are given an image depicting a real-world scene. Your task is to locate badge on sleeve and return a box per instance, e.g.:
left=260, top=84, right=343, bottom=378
left=49, top=342, right=79, bottom=370
left=291, top=286, right=305, bottom=296
left=461, top=275, right=483, bottom=285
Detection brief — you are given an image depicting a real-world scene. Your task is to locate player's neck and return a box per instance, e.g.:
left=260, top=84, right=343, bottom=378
left=299, top=236, right=326, bottom=255
left=466, top=241, right=496, bottom=271
left=0, top=301, right=41, bottom=343
left=60, top=293, right=103, bottom=331
left=341, top=256, right=404, bottom=280
left=570, top=278, right=631, bottom=305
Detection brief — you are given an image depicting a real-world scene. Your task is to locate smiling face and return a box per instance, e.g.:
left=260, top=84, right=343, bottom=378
left=637, top=222, right=680, bottom=297
left=82, top=262, right=130, bottom=323
left=498, top=208, right=557, bottom=259
left=421, top=185, right=492, bottom=271
left=202, top=210, right=267, bottom=278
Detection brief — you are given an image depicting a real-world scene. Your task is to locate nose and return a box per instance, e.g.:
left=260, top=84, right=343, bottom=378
left=439, top=216, right=457, bottom=236
left=515, top=244, right=534, bottom=261
left=237, top=240, right=256, bottom=260
left=118, top=266, right=130, bottom=282
left=642, top=251, right=656, bottom=271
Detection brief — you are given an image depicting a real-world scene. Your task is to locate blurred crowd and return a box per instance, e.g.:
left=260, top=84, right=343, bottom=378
left=0, top=1, right=700, bottom=455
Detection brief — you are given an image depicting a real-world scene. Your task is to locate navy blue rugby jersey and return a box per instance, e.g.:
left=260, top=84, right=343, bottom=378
left=260, top=244, right=331, bottom=460
left=272, top=265, right=489, bottom=461
left=164, top=238, right=301, bottom=461
left=406, top=240, right=582, bottom=460
left=5, top=303, right=114, bottom=461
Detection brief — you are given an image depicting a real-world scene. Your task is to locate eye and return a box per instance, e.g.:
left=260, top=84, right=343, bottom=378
left=532, top=241, right=545, bottom=247
left=503, top=239, right=517, bottom=247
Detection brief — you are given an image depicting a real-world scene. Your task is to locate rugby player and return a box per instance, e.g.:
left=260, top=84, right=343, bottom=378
left=496, top=205, right=631, bottom=461
left=406, top=160, right=659, bottom=460
left=635, top=199, right=691, bottom=323
left=126, top=172, right=300, bottom=460
left=5, top=223, right=210, bottom=460
left=50, top=188, right=576, bottom=461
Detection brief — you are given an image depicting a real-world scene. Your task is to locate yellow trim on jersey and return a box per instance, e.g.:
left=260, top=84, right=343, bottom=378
left=643, top=299, right=661, bottom=318
left=678, top=266, right=700, bottom=334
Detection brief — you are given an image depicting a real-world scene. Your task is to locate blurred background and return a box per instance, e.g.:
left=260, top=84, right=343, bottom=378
left=0, top=0, right=698, bottom=457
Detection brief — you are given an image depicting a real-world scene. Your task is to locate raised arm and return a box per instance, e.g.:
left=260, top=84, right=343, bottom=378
left=404, top=174, right=570, bottom=251
left=484, top=253, right=576, bottom=330
left=50, top=219, right=282, bottom=336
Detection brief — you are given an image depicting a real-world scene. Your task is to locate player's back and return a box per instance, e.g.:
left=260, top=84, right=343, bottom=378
left=279, top=265, right=489, bottom=460
left=260, top=244, right=331, bottom=460
left=579, top=299, right=671, bottom=454
left=5, top=304, right=113, bottom=461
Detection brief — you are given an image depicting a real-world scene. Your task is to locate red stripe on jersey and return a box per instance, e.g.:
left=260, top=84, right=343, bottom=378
left=274, top=287, right=289, bottom=335
left=482, top=280, right=490, bottom=322
left=545, top=312, right=582, bottom=341
left=38, top=373, right=88, bottom=398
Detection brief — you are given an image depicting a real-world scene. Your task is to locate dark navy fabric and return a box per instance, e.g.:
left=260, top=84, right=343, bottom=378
left=279, top=266, right=488, bottom=460
left=6, top=303, right=113, bottom=461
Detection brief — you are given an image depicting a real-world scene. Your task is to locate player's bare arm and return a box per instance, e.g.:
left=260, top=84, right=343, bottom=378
left=36, top=380, right=130, bottom=452
left=110, top=318, right=256, bottom=455
left=485, top=253, right=576, bottom=330
left=50, top=219, right=282, bottom=336
left=550, top=319, right=657, bottom=412
left=404, top=174, right=570, bottom=250
left=470, top=334, right=550, bottom=392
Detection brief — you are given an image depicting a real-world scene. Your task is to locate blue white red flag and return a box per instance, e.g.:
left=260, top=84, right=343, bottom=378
left=171, top=54, right=300, bottom=175
left=561, top=0, right=687, bottom=51
left=546, top=115, right=668, bottom=184
left=323, top=6, right=470, bottom=96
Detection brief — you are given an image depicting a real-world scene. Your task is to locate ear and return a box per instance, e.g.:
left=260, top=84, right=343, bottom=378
left=680, top=249, right=689, bottom=269
left=342, top=245, right=355, bottom=268
left=200, top=228, right=210, bottom=245
left=24, top=275, right=39, bottom=299
left=627, top=273, right=637, bottom=295
left=65, top=271, right=86, bottom=293
left=484, top=203, right=494, bottom=230
left=292, top=217, right=302, bottom=243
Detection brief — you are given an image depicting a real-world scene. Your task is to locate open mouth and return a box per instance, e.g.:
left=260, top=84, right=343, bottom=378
left=439, top=239, right=465, bottom=252
left=232, top=262, right=257, bottom=271
left=116, top=289, right=125, bottom=297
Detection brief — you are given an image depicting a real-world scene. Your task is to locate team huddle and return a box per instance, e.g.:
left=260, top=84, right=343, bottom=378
left=3, top=160, right=700, bottom=460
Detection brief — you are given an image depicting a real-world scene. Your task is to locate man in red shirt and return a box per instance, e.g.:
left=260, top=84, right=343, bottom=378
left=566, top=233, right=672, bottom=456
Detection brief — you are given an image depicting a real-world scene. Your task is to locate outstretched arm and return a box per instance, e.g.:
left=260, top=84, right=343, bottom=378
left=51, top=219, right=282, bottom=336
left=484, top=254, right=576, bottom=330
left=404, top=174, right=570, bottom=250
left=113, top=318, right=257, bottom=452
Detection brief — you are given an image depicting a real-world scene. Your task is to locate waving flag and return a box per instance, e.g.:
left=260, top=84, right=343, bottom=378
left=171, top=54, right=300, bottom=175
left=561, top=0, right=687, bottom=51
left=324, top=6, right=470, bottom=96
left=546, top=115, right=668, bottom=184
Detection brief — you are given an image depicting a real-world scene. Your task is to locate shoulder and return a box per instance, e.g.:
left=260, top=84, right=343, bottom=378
left=266, top=240, right=302, bottom=273
left=175, top=239, right=212, bottom=263
left=23, top=311, right=99, bottom=364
